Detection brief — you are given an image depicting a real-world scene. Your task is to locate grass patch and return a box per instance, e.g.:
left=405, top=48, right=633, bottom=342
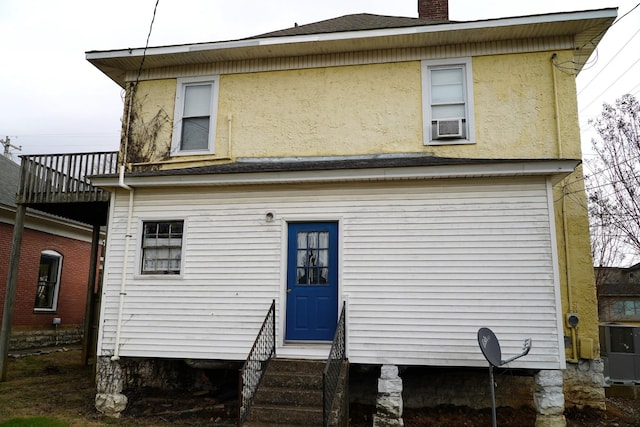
left=0, top=417, right=68, bottom=427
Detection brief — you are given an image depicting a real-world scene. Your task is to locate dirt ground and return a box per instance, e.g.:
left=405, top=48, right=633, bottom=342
left=1, top=347, right=640, bottom=426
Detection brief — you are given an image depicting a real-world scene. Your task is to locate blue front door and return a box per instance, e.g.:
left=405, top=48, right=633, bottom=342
left=286, top=222, right=338, bottom=341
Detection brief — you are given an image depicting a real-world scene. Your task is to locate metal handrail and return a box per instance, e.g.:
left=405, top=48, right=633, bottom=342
left=323, top=301, right=348, bottom=427
left=237, top=299, right=276, bottom=426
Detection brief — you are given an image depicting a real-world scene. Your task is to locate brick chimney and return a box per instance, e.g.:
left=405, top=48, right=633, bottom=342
left=418, top=0, right=449, bottom=21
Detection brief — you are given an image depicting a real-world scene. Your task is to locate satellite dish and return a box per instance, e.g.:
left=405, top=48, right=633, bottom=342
left=478, top=327, right=502, bottom=367
left=477, top=327, right=532, bottom=427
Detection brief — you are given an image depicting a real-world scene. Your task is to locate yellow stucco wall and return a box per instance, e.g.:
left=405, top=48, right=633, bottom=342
left=128, top=50, right=582, bottom=161
left=554, top=167, right=600, bottom=360
left=219, top=62, right=423, bottom=157
left=125, top=48, right=598, bottom=359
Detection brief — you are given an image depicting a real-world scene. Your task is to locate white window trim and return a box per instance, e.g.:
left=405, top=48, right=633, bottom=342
left=171, top=76, right=220, bottom=156
left=135, top=218, right=187, bottom=278
left=421, top=57, right=475, bottom=146
left=34, top=249, right=63, bottom=312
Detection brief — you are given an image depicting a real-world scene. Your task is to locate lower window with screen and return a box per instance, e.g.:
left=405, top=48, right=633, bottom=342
left=141, top=220, right=184, bottom=274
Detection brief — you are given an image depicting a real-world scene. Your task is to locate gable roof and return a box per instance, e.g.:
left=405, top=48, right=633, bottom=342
left=86, top=8, right=617, bottom=88
left=250, top=13, right=451, bottom=39
left=0, top=156, right=20, bottom=208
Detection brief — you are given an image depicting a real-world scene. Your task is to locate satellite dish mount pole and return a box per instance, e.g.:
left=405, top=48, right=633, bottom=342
left=477, top=328, right=532, bottom=427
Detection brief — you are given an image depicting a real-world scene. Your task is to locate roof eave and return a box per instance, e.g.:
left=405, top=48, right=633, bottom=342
left=91, top=159, right=579, bottom=188
left=86, top=8, right=617, bottom=88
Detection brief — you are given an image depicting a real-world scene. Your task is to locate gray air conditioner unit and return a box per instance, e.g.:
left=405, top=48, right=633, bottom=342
left=435, top=118, right=463, bottom=139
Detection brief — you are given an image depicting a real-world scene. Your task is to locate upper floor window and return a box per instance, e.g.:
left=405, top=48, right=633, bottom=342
left=612, top=299, right=640, bottom=318
left=422, top=58, right=474, bottom=145
left=172, top=76, right=220, bottom=156
left=141, top=220, right=184, bottom=274
left=34, top=250, right=63, bottom=311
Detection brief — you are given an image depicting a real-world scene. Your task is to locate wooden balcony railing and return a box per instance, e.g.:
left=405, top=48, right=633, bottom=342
left=17, top=152, right=118, bottom=205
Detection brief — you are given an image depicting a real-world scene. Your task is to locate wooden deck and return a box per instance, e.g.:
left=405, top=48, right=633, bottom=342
left=16, top=152, right=118, bottom=225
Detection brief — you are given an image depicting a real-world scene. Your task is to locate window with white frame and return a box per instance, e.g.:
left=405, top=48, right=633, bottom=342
left=172, top=76, right=220, bottom=155
left=422, top=58, right=474, bottom=145
left=34, top=250, right=63, bottom=311
left=141, top=220, right=184, bottom=274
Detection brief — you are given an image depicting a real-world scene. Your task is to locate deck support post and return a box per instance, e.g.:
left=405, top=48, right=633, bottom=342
left=82, top=223, right=102, bottom=366
left=0, top=203, right=26, bottom=381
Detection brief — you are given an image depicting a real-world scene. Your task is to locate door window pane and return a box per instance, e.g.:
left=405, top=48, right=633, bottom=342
left=296, top=230, right=330, bottom=285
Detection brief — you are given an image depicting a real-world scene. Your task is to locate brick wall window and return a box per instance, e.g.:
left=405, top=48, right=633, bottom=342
left=34, top=250, right=63, bottom=311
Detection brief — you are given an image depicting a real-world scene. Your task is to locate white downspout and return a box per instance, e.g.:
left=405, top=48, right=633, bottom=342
left=111, top=165, right=134, bottom=361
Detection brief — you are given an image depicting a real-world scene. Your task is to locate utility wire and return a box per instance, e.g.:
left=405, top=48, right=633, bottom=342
left=577, top=26, right=640, bottom=96
left=553, top=3, right=640, bottom=75
left=579, top=56, right=640, bottom=113
left=575, top=3, right=640, bottom=109
left=575, top=2, right=640, bottom=51
left=123, top=0, right=160, bottom=165
left=134, top=0, right=160, bottom=86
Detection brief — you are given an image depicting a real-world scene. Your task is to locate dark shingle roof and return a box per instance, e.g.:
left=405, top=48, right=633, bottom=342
left=0, top=156, right=20, bottom=207
left=250, top=13, right=452, bottom=39
left=121, top=155, right=575, bottom=179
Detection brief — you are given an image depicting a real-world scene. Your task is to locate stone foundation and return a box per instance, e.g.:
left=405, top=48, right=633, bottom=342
left=95, top=356, right=240, bottom=418
left=563, top=359, right=606, bottom=410
left=534, top=370, right=566, bottom=427
left=95, top=357, right=128, bottom=418
left=9, top=327, right=83, bottom=350
left=93, top=357, right=606, bottom=419
left=351, top=362, right=605, bottom=414
left=395, top=366, right=534, bottom=410
left=373, top=365, right=404, bottom=427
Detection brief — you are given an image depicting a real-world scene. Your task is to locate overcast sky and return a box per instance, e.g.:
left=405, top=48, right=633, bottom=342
left=0, top=0, right=638, bottom=159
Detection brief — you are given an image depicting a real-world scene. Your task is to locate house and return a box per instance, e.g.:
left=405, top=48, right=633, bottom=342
left=595, top=264, right=640, bottom=385
left=0, top=155, right=97, bottom=351
left=596, top=263, right=640, bottom=324
left=84, top=1, right=615, bottom=424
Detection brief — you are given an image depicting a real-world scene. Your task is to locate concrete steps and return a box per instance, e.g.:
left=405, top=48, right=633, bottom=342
left=244, top=358, right=325, bottom=427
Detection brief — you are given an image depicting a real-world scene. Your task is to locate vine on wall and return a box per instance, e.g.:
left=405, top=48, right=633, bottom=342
left=119, top=84, right=172, bottom=171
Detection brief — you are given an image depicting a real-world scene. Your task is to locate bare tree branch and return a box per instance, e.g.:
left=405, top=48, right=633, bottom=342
left=586, top=94, right=640, bottom=270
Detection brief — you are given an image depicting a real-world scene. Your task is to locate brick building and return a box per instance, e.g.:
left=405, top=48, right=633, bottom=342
left=0, top=155, right=99, bottom=349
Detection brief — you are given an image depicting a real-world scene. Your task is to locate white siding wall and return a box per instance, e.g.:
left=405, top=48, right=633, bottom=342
left=98, top=177, right=563, bottom=369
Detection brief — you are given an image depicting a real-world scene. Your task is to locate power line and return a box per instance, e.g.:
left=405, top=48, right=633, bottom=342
left=579, top=56, right=640, bottom=114
left=577, top=25, right=640, bottom=96
left=553, top=2, right=640, bottom=75
left=576, top=2, right=640, bottom=51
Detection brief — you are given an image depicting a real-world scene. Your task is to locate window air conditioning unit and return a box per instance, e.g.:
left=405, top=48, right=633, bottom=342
left=435, top=119, right=463, bottom=139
